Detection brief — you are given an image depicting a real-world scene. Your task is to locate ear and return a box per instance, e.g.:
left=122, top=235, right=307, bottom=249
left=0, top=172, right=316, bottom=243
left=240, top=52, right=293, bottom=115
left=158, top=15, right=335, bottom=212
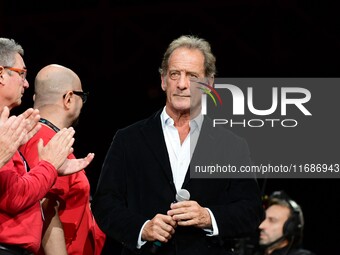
left=161, top=75, right=167, bottom=92
left=62, top=91, right=72, bottom=109
left=0, top=66, right=5, bottom=85
left=208, top=76, right=214, bottom=86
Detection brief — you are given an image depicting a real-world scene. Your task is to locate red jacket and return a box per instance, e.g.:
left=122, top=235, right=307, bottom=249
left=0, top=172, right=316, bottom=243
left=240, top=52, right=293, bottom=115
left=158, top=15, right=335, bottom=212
left=0, top=151, right=57, bottom=254
left=20, top=124, right=106, bottom=255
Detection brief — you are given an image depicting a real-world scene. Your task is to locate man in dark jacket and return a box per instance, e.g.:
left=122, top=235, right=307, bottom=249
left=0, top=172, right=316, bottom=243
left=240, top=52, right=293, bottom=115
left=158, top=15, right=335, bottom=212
left=92, top=35, right=264, bottom=255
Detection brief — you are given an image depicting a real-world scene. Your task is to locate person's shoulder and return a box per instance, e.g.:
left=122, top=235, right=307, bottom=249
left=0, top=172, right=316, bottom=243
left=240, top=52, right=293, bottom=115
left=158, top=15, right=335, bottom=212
left=202, top=115, right=247, bottom=144
left=28, top=123, right=56, bottom=141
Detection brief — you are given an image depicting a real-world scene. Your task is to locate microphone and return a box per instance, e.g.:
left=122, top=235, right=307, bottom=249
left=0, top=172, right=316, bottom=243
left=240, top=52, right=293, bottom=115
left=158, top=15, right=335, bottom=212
left=260, top=235, right=285, bottom=250
left=175, top=188, right=190, bottom=202
left=149, top=189, right=190, bottom=254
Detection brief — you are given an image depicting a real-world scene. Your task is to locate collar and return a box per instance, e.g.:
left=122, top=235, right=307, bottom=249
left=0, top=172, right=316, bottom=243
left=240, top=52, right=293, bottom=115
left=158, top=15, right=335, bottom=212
left=160, top=106, right=204, bottom=133
left=39, top=118, right=60, bottom=132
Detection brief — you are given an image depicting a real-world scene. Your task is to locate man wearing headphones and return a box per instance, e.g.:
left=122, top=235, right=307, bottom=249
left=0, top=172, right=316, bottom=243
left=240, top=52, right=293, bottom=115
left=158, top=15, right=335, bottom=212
left=257, top=191, right=315, bottom=255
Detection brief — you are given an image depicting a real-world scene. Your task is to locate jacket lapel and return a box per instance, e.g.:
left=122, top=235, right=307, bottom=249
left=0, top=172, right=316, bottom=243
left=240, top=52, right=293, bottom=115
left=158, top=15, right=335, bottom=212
left=140, top=110, right=177, bottom=193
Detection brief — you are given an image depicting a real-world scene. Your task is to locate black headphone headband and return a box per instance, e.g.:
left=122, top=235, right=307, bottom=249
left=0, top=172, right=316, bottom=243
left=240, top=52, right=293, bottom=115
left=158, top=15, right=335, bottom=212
left=268, top=190, right=304, bottom=239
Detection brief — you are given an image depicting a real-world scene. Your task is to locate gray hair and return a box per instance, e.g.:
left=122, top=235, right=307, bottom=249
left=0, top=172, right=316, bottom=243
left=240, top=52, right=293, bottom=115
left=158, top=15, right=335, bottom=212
left=0, top=38, right=24, bottom=67
left=159, top=35, right=216, bottom=77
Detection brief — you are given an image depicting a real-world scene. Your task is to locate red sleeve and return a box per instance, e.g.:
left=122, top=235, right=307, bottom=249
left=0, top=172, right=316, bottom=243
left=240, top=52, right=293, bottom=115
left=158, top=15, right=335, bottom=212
left=0, top=153, right=57, bottom=214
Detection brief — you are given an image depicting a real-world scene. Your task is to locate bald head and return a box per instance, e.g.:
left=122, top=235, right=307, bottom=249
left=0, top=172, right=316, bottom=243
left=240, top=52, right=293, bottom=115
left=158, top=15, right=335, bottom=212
left=34, top=64, right=82, bottom=108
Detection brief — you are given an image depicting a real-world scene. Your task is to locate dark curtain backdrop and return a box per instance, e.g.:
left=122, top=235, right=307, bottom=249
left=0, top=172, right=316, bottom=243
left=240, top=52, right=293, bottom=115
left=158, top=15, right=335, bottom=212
left=2, top=1, right=339, bottom=254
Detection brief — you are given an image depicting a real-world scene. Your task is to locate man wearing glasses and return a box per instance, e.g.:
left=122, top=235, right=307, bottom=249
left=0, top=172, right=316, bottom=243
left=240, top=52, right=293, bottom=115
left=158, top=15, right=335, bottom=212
left=19, top=64, right=106, bottom=255
left=0, top=38, right=91, bottom=255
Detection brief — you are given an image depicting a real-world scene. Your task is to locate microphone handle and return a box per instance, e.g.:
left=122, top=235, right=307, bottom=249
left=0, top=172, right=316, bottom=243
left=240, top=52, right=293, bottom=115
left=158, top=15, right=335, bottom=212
left=149, top=241, right=162, bottom=254
left=149, top=190, right=190, bottom=254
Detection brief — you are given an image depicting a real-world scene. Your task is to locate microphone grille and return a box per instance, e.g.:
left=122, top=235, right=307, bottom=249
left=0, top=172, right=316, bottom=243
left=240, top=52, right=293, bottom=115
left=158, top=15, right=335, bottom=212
left=176, top=189, right=190, bottom=202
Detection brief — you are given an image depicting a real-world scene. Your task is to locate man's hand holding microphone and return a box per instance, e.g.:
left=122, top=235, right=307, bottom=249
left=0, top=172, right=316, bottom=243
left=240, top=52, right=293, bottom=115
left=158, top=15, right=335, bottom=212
left=141, top=189, right=213, bottom=253
left=141, top=189, right=190, bottom=253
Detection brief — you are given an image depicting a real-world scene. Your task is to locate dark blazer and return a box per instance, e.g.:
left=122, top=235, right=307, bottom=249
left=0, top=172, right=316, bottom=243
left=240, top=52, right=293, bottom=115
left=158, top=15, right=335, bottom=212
left=92, top=109, right=264, bottom=255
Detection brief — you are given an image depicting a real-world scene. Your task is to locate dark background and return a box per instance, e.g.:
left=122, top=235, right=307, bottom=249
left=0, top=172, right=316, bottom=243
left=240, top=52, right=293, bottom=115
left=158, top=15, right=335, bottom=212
left=2, top=0, right=340, bottom=254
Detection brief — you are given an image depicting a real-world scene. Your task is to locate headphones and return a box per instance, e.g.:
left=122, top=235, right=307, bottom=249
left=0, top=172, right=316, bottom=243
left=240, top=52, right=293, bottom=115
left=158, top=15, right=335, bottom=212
left=267, top=190, right=304, bottom=240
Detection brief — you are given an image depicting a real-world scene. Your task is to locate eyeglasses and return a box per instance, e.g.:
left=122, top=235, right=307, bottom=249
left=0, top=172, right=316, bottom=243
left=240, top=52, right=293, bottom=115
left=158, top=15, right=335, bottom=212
left=3, top=66, right=27, bottom=80
left=73, top=91, right=89, bottom=103
left=63, top=90, right=89, bottom=104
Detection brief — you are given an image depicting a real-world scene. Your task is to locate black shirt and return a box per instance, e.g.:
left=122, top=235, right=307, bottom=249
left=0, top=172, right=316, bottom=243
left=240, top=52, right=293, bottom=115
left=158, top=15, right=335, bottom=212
left=270, top=246, right=316, bottom=255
